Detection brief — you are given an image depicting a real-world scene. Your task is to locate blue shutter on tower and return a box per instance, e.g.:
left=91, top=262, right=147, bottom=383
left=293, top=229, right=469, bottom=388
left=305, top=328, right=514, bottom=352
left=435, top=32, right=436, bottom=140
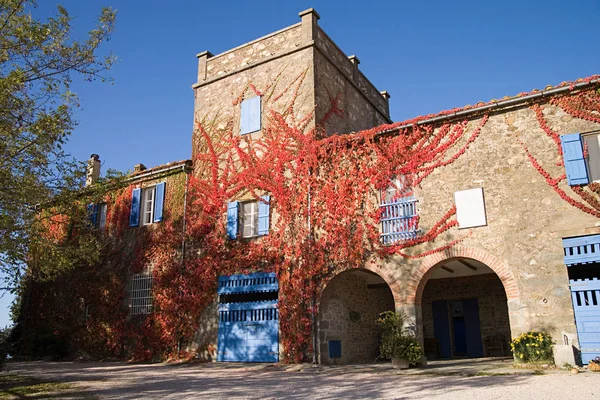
left=227, top=201, right=239, bottom=239
left=88, top=203, right=97, bottom=226
left=240, top=96, right=261, bottom=135
left=129, top=188, right=142, bottom=227
left=561, top=133, right=589, bottom=186
left=258, top=195, right=270, bottom=236
left=153, top=182, right=166, bottom=223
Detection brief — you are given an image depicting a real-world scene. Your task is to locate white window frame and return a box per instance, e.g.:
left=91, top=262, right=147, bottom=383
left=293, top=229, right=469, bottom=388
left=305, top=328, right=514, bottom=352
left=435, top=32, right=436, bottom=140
left=141, top=186, right=156, bottom=226
left=240, top=200, right=259, bottom=238
left=129, top=269, right=153, bottom=315
left=97, top=202, right=108, bottom=229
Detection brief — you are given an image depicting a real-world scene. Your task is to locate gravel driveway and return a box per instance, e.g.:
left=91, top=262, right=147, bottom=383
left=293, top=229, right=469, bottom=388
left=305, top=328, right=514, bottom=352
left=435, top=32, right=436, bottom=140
left=4, top=361, right=599, bottom=399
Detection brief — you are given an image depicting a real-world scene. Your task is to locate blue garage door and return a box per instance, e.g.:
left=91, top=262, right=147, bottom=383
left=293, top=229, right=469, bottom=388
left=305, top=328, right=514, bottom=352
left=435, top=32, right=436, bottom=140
left=217, top=272, right=279, bottom=362
left=570, top=278, right=600, bottom=364
left=563, top=235, right=600, bottom=364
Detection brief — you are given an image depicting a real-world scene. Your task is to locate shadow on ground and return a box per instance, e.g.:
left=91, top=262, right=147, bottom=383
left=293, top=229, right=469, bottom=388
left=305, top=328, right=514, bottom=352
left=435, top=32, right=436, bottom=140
left=3, top=359, right=536, bottom=400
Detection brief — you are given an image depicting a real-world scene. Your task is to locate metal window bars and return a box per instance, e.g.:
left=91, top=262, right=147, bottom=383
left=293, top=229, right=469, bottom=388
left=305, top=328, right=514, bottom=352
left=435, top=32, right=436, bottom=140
left=129, top=271, right=153, bottom=315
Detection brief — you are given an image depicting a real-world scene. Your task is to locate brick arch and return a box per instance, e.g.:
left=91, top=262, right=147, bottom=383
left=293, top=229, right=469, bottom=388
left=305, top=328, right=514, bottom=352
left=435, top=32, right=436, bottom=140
left=317, top=263, right=402, bottom=310
left=406, top=246, right=520, bottom=306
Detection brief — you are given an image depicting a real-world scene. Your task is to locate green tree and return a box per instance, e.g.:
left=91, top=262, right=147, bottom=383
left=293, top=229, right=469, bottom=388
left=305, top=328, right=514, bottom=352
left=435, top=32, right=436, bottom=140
left=0, top=0, right=117, bottom=290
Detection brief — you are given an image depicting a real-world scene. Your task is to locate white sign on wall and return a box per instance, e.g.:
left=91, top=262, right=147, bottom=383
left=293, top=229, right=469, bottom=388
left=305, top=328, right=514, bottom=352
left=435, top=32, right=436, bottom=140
left=454, top=187, right=487, bottom=229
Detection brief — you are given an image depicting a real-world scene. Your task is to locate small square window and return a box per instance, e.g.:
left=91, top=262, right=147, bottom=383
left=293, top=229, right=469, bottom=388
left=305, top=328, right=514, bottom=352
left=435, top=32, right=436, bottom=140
left=240, top=96, right=261, bottom=135
left=141, top=186, right=156, bottom=226
left=241, top=200, right=259, bottom=238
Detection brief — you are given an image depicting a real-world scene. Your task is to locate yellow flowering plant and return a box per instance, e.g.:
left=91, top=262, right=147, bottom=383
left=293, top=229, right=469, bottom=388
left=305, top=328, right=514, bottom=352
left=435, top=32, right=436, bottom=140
left=510, top=331, right=553, bottom=363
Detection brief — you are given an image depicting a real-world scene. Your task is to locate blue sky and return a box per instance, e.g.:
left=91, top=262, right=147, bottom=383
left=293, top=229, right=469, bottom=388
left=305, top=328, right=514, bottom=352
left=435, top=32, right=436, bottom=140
left=1, top=0, right=599, bottom=327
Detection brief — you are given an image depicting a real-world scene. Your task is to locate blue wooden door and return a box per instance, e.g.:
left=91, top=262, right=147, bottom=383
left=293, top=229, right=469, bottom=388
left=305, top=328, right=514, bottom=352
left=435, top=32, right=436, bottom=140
left=463, top=298, right=484, bottom=358
left=217, top=272, right=279, bottom=363
left=570, top=278, right=600, bottom=364
left=432, top=300, right=452, bottom=358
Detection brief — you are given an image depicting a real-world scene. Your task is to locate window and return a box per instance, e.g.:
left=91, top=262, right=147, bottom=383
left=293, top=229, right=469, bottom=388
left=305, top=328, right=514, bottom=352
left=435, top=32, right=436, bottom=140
left=561, top=132, right=595, bottom=186
left=380, top=177, right=419, bottom=244
left=141, top=186, right=156, bottom=226
left=583, top=133, right=600, bottom=182
left=129, top=182, right=166, bottom=227
left=227, top=195, right=270, bottom=239
left=129, top=270, right=153, bottom=315
left=88, top=202, right=107, bottom=229
left=240, top=96, right=261, bottom=135
left=97, top=203, right=107, bottom=229
left=241, top=201, right=259, bottom=238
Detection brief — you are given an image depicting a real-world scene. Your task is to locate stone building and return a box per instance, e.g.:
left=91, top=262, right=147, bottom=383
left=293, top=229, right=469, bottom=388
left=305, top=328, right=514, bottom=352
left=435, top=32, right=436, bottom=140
left=24, top=8, right=598, bottom=366
left=186, top=9, right=600, bottom=367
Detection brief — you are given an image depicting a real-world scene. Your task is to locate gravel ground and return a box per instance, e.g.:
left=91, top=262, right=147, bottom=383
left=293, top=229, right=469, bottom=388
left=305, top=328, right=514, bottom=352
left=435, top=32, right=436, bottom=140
left=4, top=361, right=599, bottom=399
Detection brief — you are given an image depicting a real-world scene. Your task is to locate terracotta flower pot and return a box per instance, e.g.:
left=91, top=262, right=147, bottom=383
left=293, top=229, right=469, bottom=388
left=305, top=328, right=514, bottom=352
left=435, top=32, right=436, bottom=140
left=391, top=358, right=409, bottom=369
left=589, top=362, right=600, bottom=372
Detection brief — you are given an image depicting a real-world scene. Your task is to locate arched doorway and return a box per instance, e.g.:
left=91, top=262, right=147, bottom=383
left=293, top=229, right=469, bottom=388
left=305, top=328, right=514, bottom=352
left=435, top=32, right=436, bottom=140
left=419, top=258, right=512, bottom=360
left=318, top=269, right=395, bottom=364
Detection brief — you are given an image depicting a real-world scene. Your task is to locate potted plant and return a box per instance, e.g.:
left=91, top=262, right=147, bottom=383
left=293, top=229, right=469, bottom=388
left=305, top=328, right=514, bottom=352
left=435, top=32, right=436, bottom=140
left=376, top=310, right=423, bottom=369
left=589, top=356, right=600, bottom=372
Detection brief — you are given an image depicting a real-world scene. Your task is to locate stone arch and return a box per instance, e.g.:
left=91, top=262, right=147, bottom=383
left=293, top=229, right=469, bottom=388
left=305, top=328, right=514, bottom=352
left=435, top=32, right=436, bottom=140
left=407, top=246, right=521, bottom=306
left=317, top=262, right=402, bottom=312
left=317, top=267, right=397, bottom=365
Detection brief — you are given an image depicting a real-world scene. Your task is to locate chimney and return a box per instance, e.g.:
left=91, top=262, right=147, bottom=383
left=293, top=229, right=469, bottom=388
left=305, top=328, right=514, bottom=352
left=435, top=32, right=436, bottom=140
left=86, top=154, right=101, bottom=186
left=380, top=91, right=391, bottom=119
left=134, top=163, right=147, bottom=173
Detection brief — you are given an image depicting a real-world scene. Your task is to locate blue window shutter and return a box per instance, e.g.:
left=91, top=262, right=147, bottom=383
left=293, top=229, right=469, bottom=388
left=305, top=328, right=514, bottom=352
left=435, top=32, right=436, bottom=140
left=561, top=133, right=589, bottom=186
left=432, top=300, right=451, bottom=358
left=153, top=182, right=166, bottom=223
left=129, top=188, right=142, bottom=227
left=227, top=201, right=239, bottom=239
left=463, top=299, right=484, bottom=358
left=240, top=96, right=261, bottom=135
left=88, top=203, right=97, bottom=226
left=258, top=195, right=270, bottom=236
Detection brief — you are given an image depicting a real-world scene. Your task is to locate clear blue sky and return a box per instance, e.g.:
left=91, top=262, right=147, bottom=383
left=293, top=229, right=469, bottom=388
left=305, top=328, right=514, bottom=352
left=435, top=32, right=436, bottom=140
left=1, top=0, right=599, bottom=327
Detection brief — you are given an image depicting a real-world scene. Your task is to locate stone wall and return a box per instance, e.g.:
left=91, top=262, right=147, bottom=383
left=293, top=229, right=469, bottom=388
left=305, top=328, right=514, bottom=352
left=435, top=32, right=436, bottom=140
left=318, top=271, right=394, bottom=364
left=190, top=300, right=219, bottom=361
left=421, top=274, right=511, bottom=357
left=192, top=9, right=391, bottom=160
left=373, top=99, right=600, bottom=351
left=314, top=28, right=391, bottom=136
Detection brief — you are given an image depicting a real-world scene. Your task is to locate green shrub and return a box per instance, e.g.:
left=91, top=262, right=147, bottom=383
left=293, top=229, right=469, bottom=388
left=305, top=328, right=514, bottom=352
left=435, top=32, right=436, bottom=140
left=510, top=331, right=553, bottom=363
left=376, top=311, right=422, bottom=365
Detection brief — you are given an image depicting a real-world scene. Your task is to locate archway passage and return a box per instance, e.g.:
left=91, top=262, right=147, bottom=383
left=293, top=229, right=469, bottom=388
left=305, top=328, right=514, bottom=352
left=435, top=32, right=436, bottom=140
left=318, top=269, right=395, bottom=365
left=420, top=258, right=512, bottom=360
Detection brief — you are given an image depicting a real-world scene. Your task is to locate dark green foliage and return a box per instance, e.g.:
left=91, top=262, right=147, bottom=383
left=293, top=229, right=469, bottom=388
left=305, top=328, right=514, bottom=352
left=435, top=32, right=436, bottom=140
left=376, top=310, right=422, bottom=364
left=0, top=0, right=117, bottom=291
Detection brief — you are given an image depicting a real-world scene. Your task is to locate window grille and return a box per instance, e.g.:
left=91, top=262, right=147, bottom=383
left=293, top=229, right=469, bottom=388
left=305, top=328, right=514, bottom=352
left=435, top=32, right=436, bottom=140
left=380, top=178, right=419, bottom=244
left=129, top=271, right=153, bottom=315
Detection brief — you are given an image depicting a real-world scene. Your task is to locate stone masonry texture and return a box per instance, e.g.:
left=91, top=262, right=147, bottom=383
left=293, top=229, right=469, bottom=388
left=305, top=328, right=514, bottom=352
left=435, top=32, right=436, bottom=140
left=421, top=274, right=511, bottom=358
left=318, top=271, right=394, bottom=365
left=189, top=9, right=600, bottom=363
